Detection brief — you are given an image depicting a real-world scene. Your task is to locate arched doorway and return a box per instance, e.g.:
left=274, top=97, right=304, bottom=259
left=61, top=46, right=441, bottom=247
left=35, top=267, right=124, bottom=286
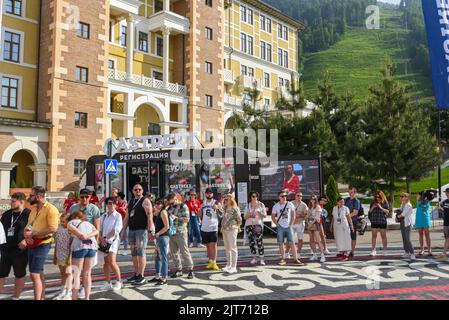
left=225, top=115, right=238, bottom=130
left=10, top=150, right=34, bottom=188
left=134, top=103, right=162, bottom=136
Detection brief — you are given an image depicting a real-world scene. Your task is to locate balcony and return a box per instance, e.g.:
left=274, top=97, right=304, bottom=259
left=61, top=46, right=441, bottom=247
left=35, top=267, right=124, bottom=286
left=145, top=10, right=190, bottom=34
left=110, top=0, right=141, bottom=15
left=224, top=94, right=243, bottom=111
left=108, top=69, right=187, bottom=96
left=224, top=69, right=234, bottom=85
left=240, top=75, right=262, bottom=90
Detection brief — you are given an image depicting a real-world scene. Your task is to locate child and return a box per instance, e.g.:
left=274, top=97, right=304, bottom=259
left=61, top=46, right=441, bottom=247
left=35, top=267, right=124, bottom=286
left=53, top=213, right=73, bottom=300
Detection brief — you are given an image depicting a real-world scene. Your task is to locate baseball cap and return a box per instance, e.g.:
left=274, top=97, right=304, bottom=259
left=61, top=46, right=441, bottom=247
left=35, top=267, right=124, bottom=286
left=79, top=188, right=91, bottom=195
left=205, top=188, right=213, bottom=194
left=445, top=188, right=449, bottom=193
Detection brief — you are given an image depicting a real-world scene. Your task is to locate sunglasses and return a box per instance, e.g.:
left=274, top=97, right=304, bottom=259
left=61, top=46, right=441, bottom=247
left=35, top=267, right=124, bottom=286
left=280, top=195, right=287, bottom=198
left=134, top=189, right=143, bottom=191
left=251, top=195, right=258, bottom=198
left=80, top=195, right=89, bottom=199
left=295, top=194, right=302, bottom=197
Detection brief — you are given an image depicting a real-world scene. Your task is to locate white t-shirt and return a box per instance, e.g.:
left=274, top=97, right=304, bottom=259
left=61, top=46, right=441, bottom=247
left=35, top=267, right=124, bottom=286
left=244, top=201, right=266, bottom=226
left=200, top=199, right=220, bottom=232
left=272, top=201, right=295, bottom=229
left=100, top=211, right=123, bottom=243
left=69, top=219, right=98, bottom=252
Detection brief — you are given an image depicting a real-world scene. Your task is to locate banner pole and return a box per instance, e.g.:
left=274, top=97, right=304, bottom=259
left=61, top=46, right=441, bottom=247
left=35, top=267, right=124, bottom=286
left=438, top=109, right=442, bottom=204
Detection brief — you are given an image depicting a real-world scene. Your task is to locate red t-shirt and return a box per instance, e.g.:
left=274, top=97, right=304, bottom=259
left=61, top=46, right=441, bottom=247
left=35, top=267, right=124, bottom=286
left=116, top=200, right=128, bottom=220
left=89, top=196, right=99, bottom=206
left=186, top=200, right=202, bottom=217
left=283, top=175, right=301, bottom=194
left=63, top=199, right=77, bottom=213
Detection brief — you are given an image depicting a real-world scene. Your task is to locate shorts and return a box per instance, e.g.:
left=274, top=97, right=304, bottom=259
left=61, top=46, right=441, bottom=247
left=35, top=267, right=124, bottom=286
left=350, top=229, right=357, bottom=241
left=291, top=223, right=305, bottom=241
left=0, top=250, right=28, bottom=278
left=277, top=226, right=294, bottom=244
left=201, top=231, right=218, bottom=244
left=371, top=223, right=387, bottom=230
left=72, top=249, right=97, bottom=259
left=128, top=229, right=148, bottom=257
left=444, top=226, right=449, bottom=239
left=28, top=243, right=51, bottom=274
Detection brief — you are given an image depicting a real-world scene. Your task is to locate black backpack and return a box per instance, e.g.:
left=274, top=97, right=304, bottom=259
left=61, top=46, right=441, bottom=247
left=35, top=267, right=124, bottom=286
left=358, top=202, right=365, bottom=217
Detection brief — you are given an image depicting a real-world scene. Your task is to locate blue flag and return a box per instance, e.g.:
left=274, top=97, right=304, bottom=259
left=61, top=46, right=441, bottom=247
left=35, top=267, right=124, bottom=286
left=422, top=0, right=449, bottom=109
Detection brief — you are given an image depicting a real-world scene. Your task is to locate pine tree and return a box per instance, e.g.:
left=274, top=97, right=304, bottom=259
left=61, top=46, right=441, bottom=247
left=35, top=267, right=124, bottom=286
left=325, top=175, right=340, bottom=215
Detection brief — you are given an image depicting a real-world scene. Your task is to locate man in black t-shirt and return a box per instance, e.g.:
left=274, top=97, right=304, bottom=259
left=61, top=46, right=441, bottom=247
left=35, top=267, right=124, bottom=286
left=0, top=192, right=30, bottom=299
left=437, top=188, right=449, bottom=260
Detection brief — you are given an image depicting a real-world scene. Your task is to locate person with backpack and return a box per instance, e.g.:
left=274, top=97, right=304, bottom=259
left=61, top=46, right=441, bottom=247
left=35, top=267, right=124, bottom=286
left=166, top=193, right=195, bottom=279
left=344, top=187, right=362, bottom=257
left=243, top=191, right=267, bottom=265
left=198, top=188, right=223, bottom=271
left=271, top=190, right=304, bottom=266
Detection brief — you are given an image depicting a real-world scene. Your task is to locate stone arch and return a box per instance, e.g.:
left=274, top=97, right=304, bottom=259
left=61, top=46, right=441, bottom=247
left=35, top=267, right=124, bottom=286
left=2, top=140, right=46, bottom=164
left=131, top=95, right=168, bottom=122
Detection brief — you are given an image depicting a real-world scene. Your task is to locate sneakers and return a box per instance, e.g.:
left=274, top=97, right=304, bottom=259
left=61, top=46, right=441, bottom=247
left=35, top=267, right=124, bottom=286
left=260, top=259, right=266, bottom=266
left=310, top=254, right=317, bottom=261
left=370, top=250, right=377, bottom=257
left=126, top=274, right=138, bottom=283
left=155, top=279, right=167, bottom=286
left=122, top=250, right=128, bottom=256
left=112, top=282, right=123, bottom=291
left=198, top=244, right=206, bottom=248
left=187, top=271, right=194, bottom=279
left=148, top=277, right=160, bottom=283
left=206, top=262, right=214, bottom=270
left=100, top=282, right=113, bottom=291
left=348, top=252, right=354, bottom=258
left=221, top=266, right=230, bottom=272
left=320, top=254, right=326, bottom=263
left=250, top=258, right=258, bottom=265
left=278, top=259, right=287, bottom=266
left=382, top=250, right=388, bottom=256
left=324, top=249, right=331, bottom=255
left=293, top=259, right=305, bottom=266
left=132, top=275, right=146, bottom=285
left=402, top=253, right=411, bottom=259
left=284, top=253, right=292, bottom=259
left=189, top=243, right=194, bottom=248
left=78, top=287, right=85, bottom=299
left=210, top=262, right=220, bottom=271
left=55, top=288, right=68, bottom=300
left=170, top=270, right=183, bottom=278
left=410, top=254, right=417, bottom=260
left=227, top=267, right=238, bottom=274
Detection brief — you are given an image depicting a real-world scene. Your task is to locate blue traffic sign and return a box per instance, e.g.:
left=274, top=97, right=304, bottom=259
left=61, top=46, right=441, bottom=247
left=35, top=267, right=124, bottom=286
left=105, top=159, right=118, bottom=175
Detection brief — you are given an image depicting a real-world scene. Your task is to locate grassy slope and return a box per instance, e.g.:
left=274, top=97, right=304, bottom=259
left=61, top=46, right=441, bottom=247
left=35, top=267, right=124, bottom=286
left=302, top=9, right=434, bottom=103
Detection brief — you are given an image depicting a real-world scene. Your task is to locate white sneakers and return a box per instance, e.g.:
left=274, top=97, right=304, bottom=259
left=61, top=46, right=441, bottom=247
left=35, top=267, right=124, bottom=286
left=260, top=259, right=266, bottom=266
left=410, top=254, right=416, bottom=260
left=189, top=243, right=194, bottom=248
left=310, top=254, right=317, bottom=261
left=383, top=250, right=388, bottom=256
left=222, top=266, right=237, bottom=273
left=221, top=266, right=230, bottom=272
left=370, top=250, right=377, bottom=257
left=78, top=287, right=85, bottom=299
left=320, top=254, right=326, bottom=263
left=100, top=282, right=113, bottom=291
left=55, top=288, right=72, bottom=300
left=112, top=282, right=123, bottom=291
left=250, top=258, right=258, bottom=265
left=122, top=250, right=128, bottom=256
left=198, top=244, right=206, bottom=248
left=324, top=249, right=331, bottom=255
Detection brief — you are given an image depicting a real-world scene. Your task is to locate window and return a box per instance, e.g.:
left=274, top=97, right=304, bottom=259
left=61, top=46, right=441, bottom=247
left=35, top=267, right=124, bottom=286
left=205, top=0, right=212, bottom=7
left=240, top=33, right=247, bottom=53
left=5, top=0, right=22, bottom=16
left=74, top=160, right=86, bottom=176
left=278, top=49, right=288, bottom=67
left=247, top=8, right=253, bottom=25
left=267, top=43, right=272, bottom=62
left=241, top=65, right=247, bottom=76
left=205, top=27, right=213, bottom=40
left=248, top=67, right=254, bottom=77
left=240, top=5, right=247, bottom=22
left=264, top=98, right=270, bottom=108
left=108, top=59, right=115, bottom=69
left=264, top=72, right=270, bottom=88
left=76, top=66, right=88, bottom=82
left=283, top=50, right=289, bottom=68
left=285, top=79, right=290, bottom=88
left=242, top=93, right=251, bottom=103
left=278, top=23, right=288, bottom=40
left=205, top=61, right=213, bottom=74
left=155, top=0, right=164, bottom=12
left=109, top=21, right=113, bottom=42
left=260, top=41, right=266, bottom=60
left=156, top=37, right=163, bottom=57
left=266, top=18, right=272, bottom=33
left=148, top=123, right=161, bottom=135
left=205, top=95, right=213, bottom=107
left=3, top=31, right=20, bottom=63
left=120, top=26, right=127, bottom=46
left=77, top=22, right=90, bottom=39
left=283, top=26, right=288, bottom=40
left=279, top=77, right=284, bottom=87
left=138, top=32, right=148, bottom=52
left=278, top=24, right=282, bottom=39
left=247, top=35, right=253, bottom=55
left=74, top=112, right=88, bottom=128
left=260, top=15, right=266, bottom=31
left=1, top=77, right=19, bottom=109
left=205, top=130, right=213, bottom=143
left=153, top=70, right=163, bottom=81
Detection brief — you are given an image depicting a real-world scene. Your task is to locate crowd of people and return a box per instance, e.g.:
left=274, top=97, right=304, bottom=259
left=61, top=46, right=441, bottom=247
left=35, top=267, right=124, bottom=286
left=0, top=184, right=448, bottom=300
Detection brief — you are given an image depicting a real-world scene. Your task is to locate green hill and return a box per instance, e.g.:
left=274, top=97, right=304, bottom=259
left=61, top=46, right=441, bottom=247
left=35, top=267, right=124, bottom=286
left=302, top=8, right=434, bottom=103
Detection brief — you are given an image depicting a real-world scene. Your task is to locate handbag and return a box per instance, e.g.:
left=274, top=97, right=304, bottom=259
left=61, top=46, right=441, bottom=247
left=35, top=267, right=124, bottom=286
left=98, top=214, right=118, bottom=254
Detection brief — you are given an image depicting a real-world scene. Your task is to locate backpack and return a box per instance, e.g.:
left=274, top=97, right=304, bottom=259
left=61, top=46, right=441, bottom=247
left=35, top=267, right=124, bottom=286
left=358, top=204, right=365, bottom=217
left=168, top=215, right=176, bottom=236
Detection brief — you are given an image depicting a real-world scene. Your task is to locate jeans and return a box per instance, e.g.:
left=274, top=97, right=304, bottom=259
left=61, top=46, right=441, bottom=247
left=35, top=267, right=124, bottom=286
left=400, top=221, right=414, bottom=255
left=155, top=236, right=170, bottom=277
left=121, top=227, right=129, bottom=251
left=189, top=216, right=202, bottom=245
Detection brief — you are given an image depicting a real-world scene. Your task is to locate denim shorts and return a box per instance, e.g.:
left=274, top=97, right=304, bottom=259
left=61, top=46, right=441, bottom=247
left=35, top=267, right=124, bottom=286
left=72, top=249, right=97, bottom=259
left=128, top=229, right=148, bottom=257
left=277, top=226, right=294, bottom=244
left=28, top=243, right=51, bottom=274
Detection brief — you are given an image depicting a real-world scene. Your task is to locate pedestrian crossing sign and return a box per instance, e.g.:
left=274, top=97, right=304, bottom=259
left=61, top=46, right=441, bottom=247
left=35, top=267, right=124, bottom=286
left=105, top=159, right=118, bottom=175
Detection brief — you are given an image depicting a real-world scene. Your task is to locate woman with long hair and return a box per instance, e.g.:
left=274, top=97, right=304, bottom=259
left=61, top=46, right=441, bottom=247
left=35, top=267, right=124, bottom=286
left=149, top=198, right=170, bottom=285
left=368, top=191, right=390, bottom=256
left=330, top=197, right=354, bottom=261
left=307, top=195, right=326, bottom=263
left=244, top=191, right=267, bottom=265
left=415, top=192, right=432, bottom=256
left=221, top=194, right=242, bottom=274
left=396, top=193, right=416, bottom=259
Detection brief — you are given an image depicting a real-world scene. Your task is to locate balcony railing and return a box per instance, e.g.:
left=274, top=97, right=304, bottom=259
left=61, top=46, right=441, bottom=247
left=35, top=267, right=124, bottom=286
left=108, top=69, right=187, bottom=96
left=224, top=94, right=243, bottom=110
left=224, top=69, right=234, bottom=84
left=241, top=75, right=262, bottom=90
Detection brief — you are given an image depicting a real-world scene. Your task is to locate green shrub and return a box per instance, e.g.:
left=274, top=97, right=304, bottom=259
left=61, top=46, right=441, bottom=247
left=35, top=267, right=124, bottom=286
left=325, top=175, right=340, bottom=214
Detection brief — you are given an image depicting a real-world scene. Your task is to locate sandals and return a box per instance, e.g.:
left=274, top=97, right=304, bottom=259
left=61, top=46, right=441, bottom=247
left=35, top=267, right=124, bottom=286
left=293, top=259, right=305, bottom=266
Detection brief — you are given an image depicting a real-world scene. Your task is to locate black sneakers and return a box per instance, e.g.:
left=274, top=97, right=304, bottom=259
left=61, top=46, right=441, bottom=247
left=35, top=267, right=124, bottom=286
left=126, top=274, right=138, bottom=283
left=187, top=271, right=194, bottom=279
left=170, top=270, right=183, bottom=278
left=155, top=279, right=167, bottom=286
left=132, top=275, right=146, bottom=285
left=147, top=277, right=159, bottom=283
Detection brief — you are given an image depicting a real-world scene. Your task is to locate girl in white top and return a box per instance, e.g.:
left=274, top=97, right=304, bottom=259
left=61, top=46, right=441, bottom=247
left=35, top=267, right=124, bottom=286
left=100, top=197, right=124, bottom=291
left=396, top=193, right=416, bottom=259
left=307, top=195, right=326, bottom=263
left=330, top=197, right=354, bottom=260
left=68, top=210, right=99, bottom=300
left=243, top=192, right=267, bottom=265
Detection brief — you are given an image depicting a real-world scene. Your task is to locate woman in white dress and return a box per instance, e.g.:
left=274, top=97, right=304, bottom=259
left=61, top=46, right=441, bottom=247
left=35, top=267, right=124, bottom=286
left=330, top=197, right=354, bottom=261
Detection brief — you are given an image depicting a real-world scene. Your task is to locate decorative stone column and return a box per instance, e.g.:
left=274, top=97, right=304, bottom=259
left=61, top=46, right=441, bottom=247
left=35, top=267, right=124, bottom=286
left=126, top=15, right=135, bottom=82
left=0, top=162, right=17, bottom=199
left=162, top=26, right=171, bottom=88
left=28, top=164, right=48, bottom=189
